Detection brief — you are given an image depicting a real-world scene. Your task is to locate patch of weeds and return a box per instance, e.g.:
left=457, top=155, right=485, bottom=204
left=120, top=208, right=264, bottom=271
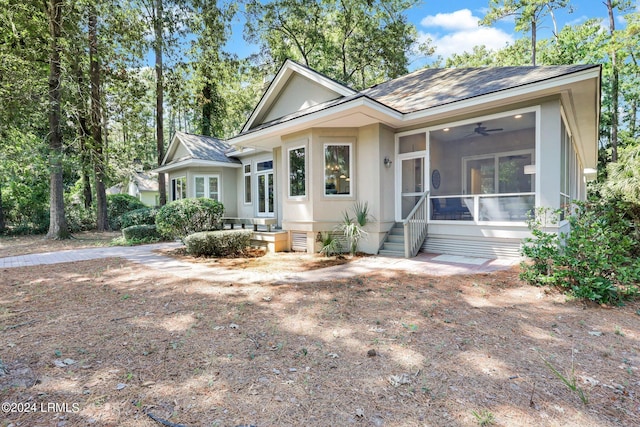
left=121, top=294, right=131, bottom=300
left=539, top=349, right=589, bottom=404
left=54, top=349, right=62, bottom=357
left=615, top=326, right=625, bottom=337
left=170, top=341, right=183, bottom=350
left=471, top=409, right=495, bottom=426
left=402, top=323, right=419, bottom=332
left=125, top=372, right=134, bottom=381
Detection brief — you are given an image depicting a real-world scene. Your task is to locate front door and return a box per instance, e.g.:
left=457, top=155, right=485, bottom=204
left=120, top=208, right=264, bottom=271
left=398, top=156, right=425, bottom=219
left=256, top=160, right=274, bottom=217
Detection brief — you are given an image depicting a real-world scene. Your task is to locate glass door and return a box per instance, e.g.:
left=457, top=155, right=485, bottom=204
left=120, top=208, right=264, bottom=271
left=257, top=171, right=274, bottom=217
left=400, top=156, right=425, bottom=219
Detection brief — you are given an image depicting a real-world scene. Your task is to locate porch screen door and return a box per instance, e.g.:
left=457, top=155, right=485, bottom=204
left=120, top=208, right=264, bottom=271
left=400, top=157, right=424, bottom=219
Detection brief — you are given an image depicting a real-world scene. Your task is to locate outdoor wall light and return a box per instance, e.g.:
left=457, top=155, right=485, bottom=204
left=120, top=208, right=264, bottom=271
left=384, top=156, right=393, bottom=168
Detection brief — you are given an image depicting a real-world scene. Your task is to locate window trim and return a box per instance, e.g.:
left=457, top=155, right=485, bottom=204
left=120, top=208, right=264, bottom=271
left=287, top=145, right=307, bottom=199
left=243, top=163, right=252, bottom=205
left=171, top=176, right=186, bottom=201
left=323, top=142, right=353, bottom=198
left=193, top=174, right=221, bottom=201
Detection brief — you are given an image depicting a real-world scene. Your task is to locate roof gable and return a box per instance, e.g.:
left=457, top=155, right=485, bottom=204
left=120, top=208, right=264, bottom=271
left=162, top=131, right=240, bottom=166
left=243, top=60, right=356, bottom=131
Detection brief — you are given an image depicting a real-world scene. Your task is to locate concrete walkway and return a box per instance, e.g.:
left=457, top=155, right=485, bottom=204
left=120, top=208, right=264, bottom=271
left=0, top=243, right=519, bottom=283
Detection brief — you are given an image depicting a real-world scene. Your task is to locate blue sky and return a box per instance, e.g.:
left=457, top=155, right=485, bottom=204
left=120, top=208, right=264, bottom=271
left=225, top=0, right=639, bottom=65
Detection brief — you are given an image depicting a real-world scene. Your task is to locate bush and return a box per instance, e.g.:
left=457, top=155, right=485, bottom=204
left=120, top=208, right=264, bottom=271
left=118, top=207, right=158, bottom=229
left=66, top=203, right=96, bottom=233
left=156, top=198, right=224, bottom=239
left=122, top=224, right=162, bottom=242
left=184, top=229, right=252, bottom=257
left=521, top=201, right=640, bottom=305
left=107, top=194, right=146, bottom=229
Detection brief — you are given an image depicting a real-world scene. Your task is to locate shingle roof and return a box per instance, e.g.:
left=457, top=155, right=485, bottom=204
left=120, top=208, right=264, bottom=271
left=361, top=64, right=598, bottom=113
left=131, top=172, right=158, bottom=192
left=173, top=131, right=240, bottom=164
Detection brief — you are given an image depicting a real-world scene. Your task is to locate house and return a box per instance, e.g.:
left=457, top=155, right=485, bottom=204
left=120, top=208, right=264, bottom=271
left=157, top=60, right=601, bottom=258
left=107, top=171, right=160, bottom=207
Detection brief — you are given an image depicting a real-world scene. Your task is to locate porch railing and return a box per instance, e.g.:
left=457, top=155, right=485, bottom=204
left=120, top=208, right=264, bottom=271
left=403, top=190, right=429, bottom=258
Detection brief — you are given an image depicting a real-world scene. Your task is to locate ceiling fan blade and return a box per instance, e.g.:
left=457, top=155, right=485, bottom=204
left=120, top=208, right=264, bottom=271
left=484, top=128, right=503, bottom=132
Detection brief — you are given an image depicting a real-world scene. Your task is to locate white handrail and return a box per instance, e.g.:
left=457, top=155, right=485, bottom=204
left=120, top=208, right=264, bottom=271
left=402, top=191, right=429, bottom=258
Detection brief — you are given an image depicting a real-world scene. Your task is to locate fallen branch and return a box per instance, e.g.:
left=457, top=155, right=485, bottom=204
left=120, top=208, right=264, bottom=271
left=4, top=320, right=36, bottom=330
left=132, top=401, right=187, bottom=427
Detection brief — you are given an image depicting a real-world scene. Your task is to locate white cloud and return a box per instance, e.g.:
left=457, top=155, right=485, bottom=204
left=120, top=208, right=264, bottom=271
left=419, top=9, right=514, bottom=59
left=420, top=9, right=479, bottom=31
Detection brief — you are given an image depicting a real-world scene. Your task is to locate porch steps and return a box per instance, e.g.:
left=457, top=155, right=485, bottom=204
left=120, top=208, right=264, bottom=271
left=378, top=223, right=406, bottom=257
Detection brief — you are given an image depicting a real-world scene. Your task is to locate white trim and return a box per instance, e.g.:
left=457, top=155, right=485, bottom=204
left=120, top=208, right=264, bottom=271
left=170, top=176, right=186, bottom=201
left=287, top=145, right=308, bottom=199
left=193, top=174, right=221, bottom=201
left=243, top=60, right=356, bottom=132
left=161, top=132, right=194, bottom=166
left=323, top=142, right=354, bottom=198
left=243, top=162, right=252, bottom=205
left=154, top=158, right=241, bottom=173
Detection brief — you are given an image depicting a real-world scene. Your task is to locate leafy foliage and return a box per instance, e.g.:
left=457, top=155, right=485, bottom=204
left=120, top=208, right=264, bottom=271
left=319, top=232, right=343, bottom=257
left=521, top=202, right=640, bottom=305
left=184, top=229, right=252, bottom=257
left=338, top=201, right=372, bottom=255
left=117, top=207, right=158, bottom=229
left=122, top=224, right=162, bottom=242
left=107, top=194, right=147, bottom=230
left=155, top=198, right=224, bottom=239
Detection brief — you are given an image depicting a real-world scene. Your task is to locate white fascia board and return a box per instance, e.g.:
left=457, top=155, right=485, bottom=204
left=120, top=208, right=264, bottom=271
left=161, top=133, right=189, bottom=166
left=231, top=97, right=403, bottom=148
left=242, top=60, right=356, bottom=132
left=154, top=159, right=242, bottom=173
left=403, top=67, right=601, bottom=125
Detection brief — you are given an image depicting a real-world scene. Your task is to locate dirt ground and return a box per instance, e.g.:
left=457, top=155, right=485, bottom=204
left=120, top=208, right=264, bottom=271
left=0, top=232, right=121, bottom=258
left=1, top=244, right=639, bottom=426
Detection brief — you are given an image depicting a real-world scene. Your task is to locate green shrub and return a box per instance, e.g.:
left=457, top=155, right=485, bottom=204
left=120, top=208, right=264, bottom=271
left=66, top=203, right=96, bottom=233
left=107, top=194, right=146, bottom=229
left=521, top=201, right=640, bottom=305
left=118, top=207, right=158, bottom=229
left=319, top=232, right=343, bottom=257
left=156, top=198, right=224, bottom=239
left=184, top=229, right=252, bottom=257
left=122, top=224, right=162, bottom=242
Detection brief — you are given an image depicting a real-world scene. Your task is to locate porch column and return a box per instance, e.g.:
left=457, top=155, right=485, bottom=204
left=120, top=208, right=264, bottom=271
left=537, top=100, right=562, bottom=211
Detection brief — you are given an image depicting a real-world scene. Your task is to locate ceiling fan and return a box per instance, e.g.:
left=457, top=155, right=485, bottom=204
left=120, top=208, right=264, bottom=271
left=471, top=122, right=503, bottom=136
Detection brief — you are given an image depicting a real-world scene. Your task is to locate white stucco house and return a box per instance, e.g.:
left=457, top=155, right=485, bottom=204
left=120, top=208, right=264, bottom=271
left=156, top=60, right=601, bottom=258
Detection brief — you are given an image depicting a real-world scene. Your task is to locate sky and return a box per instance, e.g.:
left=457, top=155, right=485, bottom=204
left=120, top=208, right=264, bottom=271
left=225, top=0, right=640, bottom=68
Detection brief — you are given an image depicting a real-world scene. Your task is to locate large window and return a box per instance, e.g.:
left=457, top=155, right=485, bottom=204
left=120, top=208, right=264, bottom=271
left=194, top=175, right=220, bottom=201
left=324, top=144, right=352, bottom=196
left=243, top=164, right=251, bottom=204
left=288, top=147, right=306, bottom=197
left=171, top=176, right=186, bottom=201
left=560, top=120, right=579, bottom=214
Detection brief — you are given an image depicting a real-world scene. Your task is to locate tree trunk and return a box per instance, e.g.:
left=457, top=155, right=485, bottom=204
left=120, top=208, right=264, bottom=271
left=0, top=185, right=5, bottom=232
left=531, top=19, right=537, bottom=66
left=89, top=6, right=109, bottom=230
left=155, top=0, right=167, bottom=205
left=201, top=83, right=212, bottom=136
left=607, top=0, right=619, bottom=162
left=73, top=56, right=93, bottom=210
left=46, top=0, right=69, bottom=240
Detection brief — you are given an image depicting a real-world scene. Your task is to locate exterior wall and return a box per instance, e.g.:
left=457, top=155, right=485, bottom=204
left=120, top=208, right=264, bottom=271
left=172, top=142, right=190, bottom=160
left=537, top=99, right=562, bottom=210
left=280, top=125, right=390, bottom=254
left=263, top=74, right=340, bottom=123
left=139, top=191, right=158, bottom=207
left=235, top=150, right=276, bottom=220
left=167, top=166, right=238, bottom=217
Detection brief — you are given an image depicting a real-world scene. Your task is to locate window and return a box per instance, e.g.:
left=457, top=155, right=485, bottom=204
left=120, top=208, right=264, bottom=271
left=171, top=177, right=186, bottom=201
left=463, top=151, right=534, bottom=195
left=194, top=175, right=220, bottom=201
left=243, top=164, right=251, bottom=204
left=560, top=120, right=578, bottom=214
left=288, top=147, right=306, bottom=197
left=324, top=144, right=351, bottom=196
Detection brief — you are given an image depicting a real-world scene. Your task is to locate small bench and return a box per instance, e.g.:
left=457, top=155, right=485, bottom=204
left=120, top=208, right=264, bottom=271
left=221, top=217, right=277, bottom=232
